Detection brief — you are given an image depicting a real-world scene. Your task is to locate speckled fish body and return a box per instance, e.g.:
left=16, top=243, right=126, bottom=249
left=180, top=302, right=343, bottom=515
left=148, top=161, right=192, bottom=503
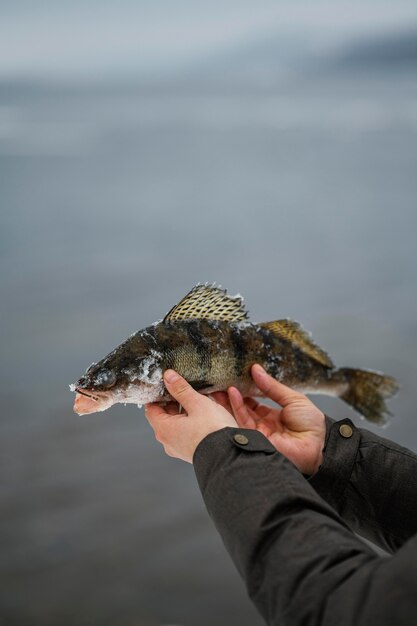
left=71, top=285, right=398, bottom=424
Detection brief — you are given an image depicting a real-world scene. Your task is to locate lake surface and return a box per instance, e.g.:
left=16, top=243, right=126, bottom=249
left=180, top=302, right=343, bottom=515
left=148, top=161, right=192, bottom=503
left=1, top=71, right=417, bottom=625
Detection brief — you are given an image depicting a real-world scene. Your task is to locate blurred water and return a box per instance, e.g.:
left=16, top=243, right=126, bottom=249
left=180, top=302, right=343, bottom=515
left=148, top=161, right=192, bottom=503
left=1, top=69, right=417, bottom=625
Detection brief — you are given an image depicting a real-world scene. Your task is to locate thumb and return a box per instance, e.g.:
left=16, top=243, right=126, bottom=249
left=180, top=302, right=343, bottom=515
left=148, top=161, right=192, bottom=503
left=163, top=369, right=202, bottom=412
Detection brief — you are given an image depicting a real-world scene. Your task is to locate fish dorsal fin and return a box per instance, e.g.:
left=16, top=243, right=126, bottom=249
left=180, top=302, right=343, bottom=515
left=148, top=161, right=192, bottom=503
left=259, top=319, right=334, bottom=368
left=163, top=284, right=249, bottom=323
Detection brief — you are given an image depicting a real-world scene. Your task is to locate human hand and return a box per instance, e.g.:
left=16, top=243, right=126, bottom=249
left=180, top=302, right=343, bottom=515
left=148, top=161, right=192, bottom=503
left=145, top=370, right=238, bottom=463
left=227, top=364, right=326, bottom=476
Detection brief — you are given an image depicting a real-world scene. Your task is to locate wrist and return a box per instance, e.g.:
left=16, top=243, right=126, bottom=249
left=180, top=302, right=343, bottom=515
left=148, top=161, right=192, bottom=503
left=309, top=447, right=324, bottom=477
left=193, top=422, right=236, bottom=453
left=299, top=425, right=326, bottom=477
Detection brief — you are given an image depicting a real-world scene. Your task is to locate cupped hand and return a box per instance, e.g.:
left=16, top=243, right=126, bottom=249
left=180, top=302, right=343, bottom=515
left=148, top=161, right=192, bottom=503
left=227, top=364, right=326, bottom=476
left=145, top=370, right=237, bottom=463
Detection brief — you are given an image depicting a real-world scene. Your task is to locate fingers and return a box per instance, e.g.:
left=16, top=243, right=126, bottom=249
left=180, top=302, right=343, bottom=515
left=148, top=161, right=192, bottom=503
left=145, top=403, right=169, bottom=421
left=210, top=391, right=233, bottom=414
left=244, top=397, right=259, bottom=411
left=251, top=364, right=309, bottom=407
left=242, top=396, right=272, bottom=419
left=163, top=370, right=203, bottom=412
left=228, top=387, right=257, bottom=429
left=144, top=403, right=167, bottom=446
left=164, top=401, right=182, bottom=415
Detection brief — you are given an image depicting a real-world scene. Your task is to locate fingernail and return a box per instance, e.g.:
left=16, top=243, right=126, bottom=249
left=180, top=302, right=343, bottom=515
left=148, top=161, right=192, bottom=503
left=164, top=369, right=180, bottom=384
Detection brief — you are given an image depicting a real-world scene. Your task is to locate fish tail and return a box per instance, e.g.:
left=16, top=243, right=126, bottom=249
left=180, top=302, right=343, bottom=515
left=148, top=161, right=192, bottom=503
left=332, top=367, right=399, bottom=424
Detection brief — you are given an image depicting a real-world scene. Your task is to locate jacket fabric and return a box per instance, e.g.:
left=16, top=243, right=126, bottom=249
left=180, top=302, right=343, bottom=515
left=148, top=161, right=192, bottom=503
left=193, top=417, right=417, bottom=625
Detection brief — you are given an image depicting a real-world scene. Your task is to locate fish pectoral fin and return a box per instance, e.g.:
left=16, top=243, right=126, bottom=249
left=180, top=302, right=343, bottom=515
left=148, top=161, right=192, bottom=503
left=163, top=283, right=249, bottom=323
left=188, top=380, right=214, bottom=391
left=259, top=319, right=334, bottom=368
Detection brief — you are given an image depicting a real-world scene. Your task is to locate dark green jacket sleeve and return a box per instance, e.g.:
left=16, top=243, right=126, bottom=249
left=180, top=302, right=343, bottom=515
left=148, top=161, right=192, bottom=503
left=309, top=417, right=417, bottom=552
left=193, top=427, right=417, bottom=626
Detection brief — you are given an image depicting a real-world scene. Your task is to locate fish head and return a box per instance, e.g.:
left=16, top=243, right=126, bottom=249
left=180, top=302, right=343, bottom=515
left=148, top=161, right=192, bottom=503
left=71, top=331, right=166, bottom=415
left=72, top=360, right=126, bottom=415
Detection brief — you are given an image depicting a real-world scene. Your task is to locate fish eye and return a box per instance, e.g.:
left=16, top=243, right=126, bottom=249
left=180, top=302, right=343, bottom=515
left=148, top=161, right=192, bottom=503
left=96, top=370, right=117, bottom=389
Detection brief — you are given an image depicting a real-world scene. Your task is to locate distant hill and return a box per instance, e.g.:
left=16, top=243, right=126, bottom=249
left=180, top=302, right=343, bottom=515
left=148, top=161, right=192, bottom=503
left=176, top=27, right=417, bottom=87
left=334, top=28, right=417, bottom=71
left=1, top=27, right=416, bottom=98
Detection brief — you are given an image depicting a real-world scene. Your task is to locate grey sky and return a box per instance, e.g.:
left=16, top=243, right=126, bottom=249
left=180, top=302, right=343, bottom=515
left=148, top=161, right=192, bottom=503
left=1, top=1, right=417, bottom=78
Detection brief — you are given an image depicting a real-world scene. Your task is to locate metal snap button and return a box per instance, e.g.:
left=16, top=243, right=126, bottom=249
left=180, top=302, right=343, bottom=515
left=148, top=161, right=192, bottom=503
left=339, top=424, right=353, bottom=438
left=233, top=433, right=249, bottom=445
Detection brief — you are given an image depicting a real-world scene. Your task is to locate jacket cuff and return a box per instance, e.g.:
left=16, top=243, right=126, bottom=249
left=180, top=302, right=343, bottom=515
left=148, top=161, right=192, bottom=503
left=193, top=427, right=277, bottom=483
left=309, top=416, right=361, bottom=509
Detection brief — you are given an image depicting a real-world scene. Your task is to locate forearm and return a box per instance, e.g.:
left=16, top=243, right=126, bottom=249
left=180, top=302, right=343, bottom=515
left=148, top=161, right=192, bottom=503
left=193, top=427, right=381, bottom=626
left=310, top=417, right=417, bottom=552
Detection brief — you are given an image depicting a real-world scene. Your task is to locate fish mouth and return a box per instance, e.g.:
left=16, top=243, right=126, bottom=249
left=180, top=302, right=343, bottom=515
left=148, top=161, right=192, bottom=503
left=75, top=388, right=101, bottom=402
left=73, top=387, right=114, bottom=416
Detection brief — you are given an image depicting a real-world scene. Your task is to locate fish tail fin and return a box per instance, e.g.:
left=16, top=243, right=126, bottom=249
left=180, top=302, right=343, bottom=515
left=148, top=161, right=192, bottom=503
left=333, top=367, right=399, bottom=424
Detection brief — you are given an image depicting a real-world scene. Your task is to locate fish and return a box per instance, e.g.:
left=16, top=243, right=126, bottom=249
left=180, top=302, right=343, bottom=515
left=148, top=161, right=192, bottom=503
left=71, top=284, right=399, bottom=424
